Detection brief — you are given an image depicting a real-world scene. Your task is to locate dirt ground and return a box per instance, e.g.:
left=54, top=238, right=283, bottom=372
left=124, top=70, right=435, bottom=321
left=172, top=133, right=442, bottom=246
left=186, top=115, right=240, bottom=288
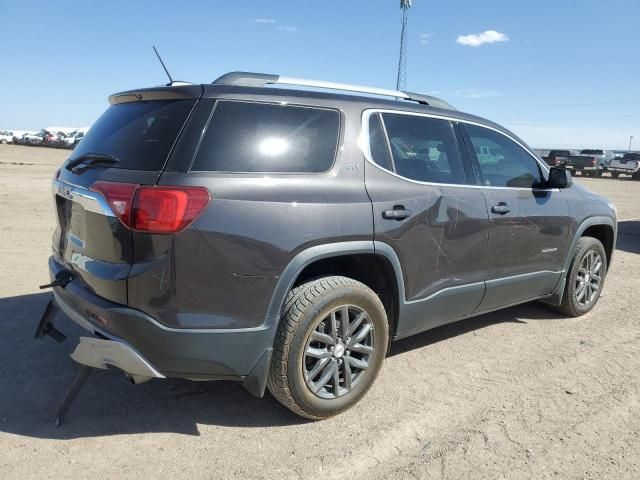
left=1, top=144, right=639, bottom=479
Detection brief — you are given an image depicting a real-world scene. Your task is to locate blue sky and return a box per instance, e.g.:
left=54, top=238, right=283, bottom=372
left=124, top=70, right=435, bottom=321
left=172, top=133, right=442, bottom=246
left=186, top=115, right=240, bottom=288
left=1, top=0, right=638, bottom=149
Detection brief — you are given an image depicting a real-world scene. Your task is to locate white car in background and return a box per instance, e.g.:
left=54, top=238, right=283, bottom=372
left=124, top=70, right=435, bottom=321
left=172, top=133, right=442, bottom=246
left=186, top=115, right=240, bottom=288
left=0, top=130, right=13, bottom=144
left=60, top=130, right=83, bottom=148
left=22, top=132, right=45, bottom=145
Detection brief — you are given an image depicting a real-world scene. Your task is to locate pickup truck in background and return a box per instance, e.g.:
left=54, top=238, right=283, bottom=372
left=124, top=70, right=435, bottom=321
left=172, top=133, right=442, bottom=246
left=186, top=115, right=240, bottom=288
left=608, top=153, right=640, bottom=179
left=563, top=149, right=616, bottom=177
left=543, top=149, right=576, bottom=167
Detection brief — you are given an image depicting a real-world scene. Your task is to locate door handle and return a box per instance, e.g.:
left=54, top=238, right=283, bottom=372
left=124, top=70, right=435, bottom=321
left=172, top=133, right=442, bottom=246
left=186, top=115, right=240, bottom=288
left=491, top=202, right=511, bottom=215
left=382, top=206, right=412, bottom=220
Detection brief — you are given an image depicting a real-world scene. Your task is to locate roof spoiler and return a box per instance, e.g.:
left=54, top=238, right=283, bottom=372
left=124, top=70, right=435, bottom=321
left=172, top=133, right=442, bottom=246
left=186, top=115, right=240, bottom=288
left=212, top=71, right=456, bottom=110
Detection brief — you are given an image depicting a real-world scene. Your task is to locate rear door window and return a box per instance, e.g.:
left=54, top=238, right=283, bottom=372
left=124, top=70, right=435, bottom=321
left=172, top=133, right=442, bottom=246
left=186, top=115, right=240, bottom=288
left=465, top=124, right=542, bottom=188
left=69, top=100, right=196, bottom=171
left=379, top=113, right=466, bottom=185
left=191, top=101, right=340, bottom=173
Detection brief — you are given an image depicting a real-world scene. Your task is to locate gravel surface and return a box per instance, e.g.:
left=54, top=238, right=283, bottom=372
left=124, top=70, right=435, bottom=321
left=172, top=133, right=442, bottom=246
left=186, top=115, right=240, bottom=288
left=1, top=144, right=639, bottom=479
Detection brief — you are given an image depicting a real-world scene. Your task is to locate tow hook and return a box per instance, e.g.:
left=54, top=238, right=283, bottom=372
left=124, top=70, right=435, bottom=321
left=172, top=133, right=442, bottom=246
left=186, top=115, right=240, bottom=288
left=39, top=270, right=73, bottom=290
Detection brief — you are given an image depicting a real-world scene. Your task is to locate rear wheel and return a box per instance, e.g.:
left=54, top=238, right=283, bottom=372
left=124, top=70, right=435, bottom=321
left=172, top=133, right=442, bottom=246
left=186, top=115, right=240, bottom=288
left=267, top=276, right=389, bottom=419
left=611, top=172, right=620, bottom=179
left=555, top=237, right=607, bottom=317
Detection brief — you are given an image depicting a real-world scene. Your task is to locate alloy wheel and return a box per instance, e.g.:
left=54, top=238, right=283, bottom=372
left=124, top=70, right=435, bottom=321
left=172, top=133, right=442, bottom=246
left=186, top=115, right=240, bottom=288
left=575, top=250, right=602, bottom=306
left=303, top=305, right=375, bottom=399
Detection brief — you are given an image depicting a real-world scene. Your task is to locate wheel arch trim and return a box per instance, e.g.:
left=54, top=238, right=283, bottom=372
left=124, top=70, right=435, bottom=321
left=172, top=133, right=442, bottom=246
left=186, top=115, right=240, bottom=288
left=264, top=241, right=407, bottom=324
left=546, top=215, right=617, bottom=304
left=564, top=216, right=616, bottom=274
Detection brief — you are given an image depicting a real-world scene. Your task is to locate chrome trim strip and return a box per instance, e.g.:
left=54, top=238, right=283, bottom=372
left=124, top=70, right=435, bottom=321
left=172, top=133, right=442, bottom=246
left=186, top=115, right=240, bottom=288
left=404, top=281, right=485, bottom=305
left=403, top=270, right=564, bottom=305
left=71, top=336, right=165, bottom=379
left=52, top=179, right=115, bottom=217
left=358, top=108, right=556, bottom=192
left=484, top=270, right=564, bottom=285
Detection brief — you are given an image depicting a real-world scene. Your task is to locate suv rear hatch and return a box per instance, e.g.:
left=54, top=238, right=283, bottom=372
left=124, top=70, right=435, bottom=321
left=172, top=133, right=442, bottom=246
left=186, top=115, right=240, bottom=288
left=52, top=85, right=201, bottom=305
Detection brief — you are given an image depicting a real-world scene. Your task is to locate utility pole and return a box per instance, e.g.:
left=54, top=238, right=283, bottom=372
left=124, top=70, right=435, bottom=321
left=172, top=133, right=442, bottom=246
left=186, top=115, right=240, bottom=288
left=396, top=0, right=412, bottom=91
left=629, top=135, right=634, bottom=152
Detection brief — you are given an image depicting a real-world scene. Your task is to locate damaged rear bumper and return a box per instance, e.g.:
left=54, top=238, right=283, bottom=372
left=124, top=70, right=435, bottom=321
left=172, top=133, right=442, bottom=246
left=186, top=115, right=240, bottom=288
left=45, top=256, right=275, bottom=397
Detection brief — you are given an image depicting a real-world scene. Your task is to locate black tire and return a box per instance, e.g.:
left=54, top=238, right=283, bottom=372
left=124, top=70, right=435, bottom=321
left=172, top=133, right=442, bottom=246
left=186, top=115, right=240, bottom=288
left=611, top=172, right=620, bottom=179
left=633, top=173, right=640, bottom=181
left=555, top=237, right=607, bottom=317
left=267, top=276, right=389, bottom=420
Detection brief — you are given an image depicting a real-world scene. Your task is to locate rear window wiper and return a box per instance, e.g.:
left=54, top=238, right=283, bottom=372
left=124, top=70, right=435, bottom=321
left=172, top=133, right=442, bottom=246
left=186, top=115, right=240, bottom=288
left=66, top=152, right=119, bottom=173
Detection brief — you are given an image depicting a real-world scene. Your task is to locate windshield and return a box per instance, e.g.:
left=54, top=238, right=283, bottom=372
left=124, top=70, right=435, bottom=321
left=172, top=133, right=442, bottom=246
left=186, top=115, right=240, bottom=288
left=69, top=99, right=196, bottom=171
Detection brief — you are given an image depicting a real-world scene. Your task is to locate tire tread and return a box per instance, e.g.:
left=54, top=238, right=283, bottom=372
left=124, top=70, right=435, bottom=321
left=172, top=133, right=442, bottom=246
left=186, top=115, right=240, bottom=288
left=267, top=276, right=379, bottom=419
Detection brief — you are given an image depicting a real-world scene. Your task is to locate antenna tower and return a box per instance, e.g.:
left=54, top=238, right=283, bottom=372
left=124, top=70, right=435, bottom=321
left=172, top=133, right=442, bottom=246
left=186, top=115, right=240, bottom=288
left=396, top=0, right=412, bottom=91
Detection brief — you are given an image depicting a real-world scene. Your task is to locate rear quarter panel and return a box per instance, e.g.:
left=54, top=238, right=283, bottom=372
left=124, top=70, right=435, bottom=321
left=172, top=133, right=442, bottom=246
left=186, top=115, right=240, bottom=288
left=128, top=101, right=373, bottom=329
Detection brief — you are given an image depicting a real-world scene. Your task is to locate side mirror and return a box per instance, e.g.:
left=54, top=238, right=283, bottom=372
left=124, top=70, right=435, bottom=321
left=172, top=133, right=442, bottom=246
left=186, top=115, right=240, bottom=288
left=547, top=166, right=573, bottom=189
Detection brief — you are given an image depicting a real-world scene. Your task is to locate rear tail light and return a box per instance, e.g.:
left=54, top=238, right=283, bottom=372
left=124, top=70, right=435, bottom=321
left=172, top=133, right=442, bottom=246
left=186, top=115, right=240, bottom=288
left=592, top=158, right=597, bottom=165
left=90, top=181, right=211, bottom=234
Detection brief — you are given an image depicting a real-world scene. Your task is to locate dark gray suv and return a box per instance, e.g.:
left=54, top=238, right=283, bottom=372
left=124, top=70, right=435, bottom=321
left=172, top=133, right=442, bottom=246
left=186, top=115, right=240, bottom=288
left=40, top=72, right=617, bottom=420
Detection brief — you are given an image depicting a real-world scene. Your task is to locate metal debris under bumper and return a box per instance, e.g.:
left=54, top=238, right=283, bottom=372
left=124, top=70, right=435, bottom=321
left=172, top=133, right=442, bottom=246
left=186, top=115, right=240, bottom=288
left=71, top=337, right=165, bottom=384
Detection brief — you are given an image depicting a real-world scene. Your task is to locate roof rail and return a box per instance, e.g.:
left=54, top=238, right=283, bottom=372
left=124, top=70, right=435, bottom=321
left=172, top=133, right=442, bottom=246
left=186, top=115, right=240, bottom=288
left=212, top=71, right=456, bottom=110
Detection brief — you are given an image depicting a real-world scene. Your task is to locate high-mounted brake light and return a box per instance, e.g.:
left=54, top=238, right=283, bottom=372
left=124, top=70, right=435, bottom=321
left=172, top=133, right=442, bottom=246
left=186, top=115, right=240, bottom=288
left=90, top=181, right=211, bottom=234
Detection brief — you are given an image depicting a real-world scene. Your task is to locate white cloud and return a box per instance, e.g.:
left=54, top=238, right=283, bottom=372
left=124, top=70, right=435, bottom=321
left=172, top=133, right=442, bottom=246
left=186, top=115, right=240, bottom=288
left=420, top=33, right=434, bottom=45
left=456, top=89, right=502, bottom=99
left=456, top=30, right=509, bottom=47
left=251, top=18, right=276, bottom=24
left=277, top=25, right=298, bottom=32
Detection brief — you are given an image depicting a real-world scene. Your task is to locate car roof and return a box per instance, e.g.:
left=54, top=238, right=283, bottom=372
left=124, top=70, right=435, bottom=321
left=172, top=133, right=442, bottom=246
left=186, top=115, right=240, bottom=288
left=109, top=82, right=532, bottom=152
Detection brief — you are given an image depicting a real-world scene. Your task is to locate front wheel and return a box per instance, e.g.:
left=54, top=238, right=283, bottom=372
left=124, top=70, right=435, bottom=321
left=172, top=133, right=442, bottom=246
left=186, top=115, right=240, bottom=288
left=555, top=237, right=607, bottom=317
left=267, top=276, right=389, bottom=419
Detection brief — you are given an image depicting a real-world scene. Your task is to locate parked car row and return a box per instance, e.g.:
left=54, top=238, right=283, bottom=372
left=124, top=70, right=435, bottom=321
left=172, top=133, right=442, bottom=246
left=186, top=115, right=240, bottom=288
left=10, top=129, right=85, bottom=149
left=0, top=130, right=15, bottom=144
left=540, top=149, right=640, bottom=179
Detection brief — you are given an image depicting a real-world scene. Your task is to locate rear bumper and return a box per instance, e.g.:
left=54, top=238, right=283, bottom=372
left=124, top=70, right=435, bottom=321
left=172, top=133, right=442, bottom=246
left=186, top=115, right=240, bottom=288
left=49, top=256, right=274, bottom=396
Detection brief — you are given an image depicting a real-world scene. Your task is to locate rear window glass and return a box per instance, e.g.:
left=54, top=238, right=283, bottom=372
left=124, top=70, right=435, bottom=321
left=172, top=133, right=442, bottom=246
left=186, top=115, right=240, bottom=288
left=191, top=101, right=340, bottom=173
left=581, top=149, right=604, bottom=155
left=68, top=100, right=195, bottom=171
left=623, top=153, right=640, bottom=160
